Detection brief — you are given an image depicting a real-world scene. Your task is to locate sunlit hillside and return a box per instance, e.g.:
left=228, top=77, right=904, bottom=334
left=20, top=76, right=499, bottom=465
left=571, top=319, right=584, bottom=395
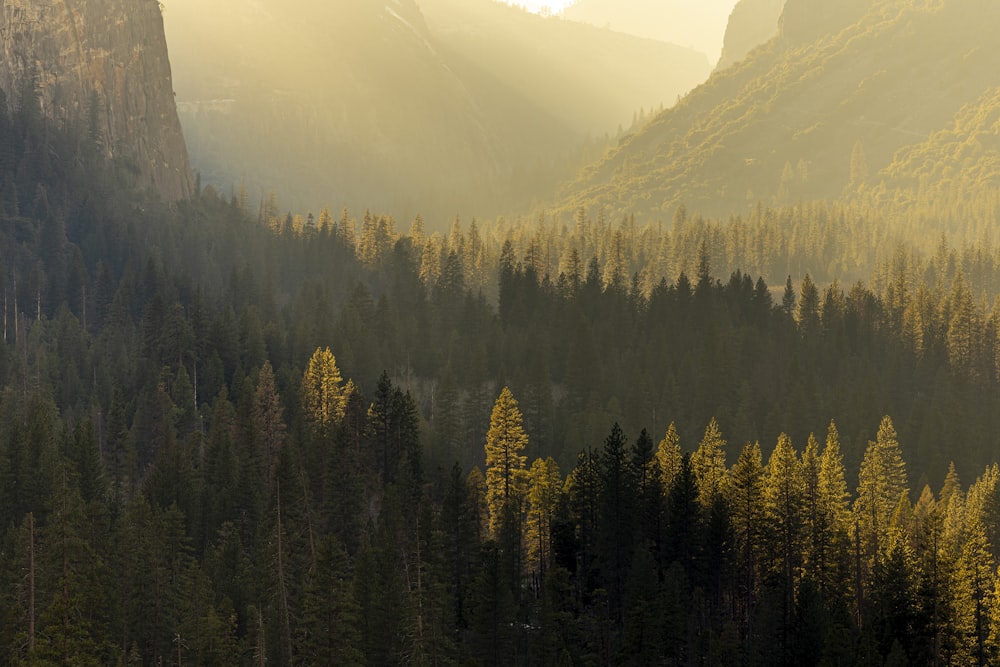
left=560, top=0, right=1000, bottom=222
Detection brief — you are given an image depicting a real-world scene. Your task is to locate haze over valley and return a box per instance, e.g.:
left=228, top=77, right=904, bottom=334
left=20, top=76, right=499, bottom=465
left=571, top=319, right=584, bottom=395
left=163, top=0, right=714, bottom=221
left=6, top=1, right=1000, bottom=665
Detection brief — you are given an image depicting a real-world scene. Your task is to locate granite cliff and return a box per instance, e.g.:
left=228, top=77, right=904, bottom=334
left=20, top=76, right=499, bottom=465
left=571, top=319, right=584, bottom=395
left=716, top=0, right=785, bottom=70
left=0, top=0, right=192, bottom=200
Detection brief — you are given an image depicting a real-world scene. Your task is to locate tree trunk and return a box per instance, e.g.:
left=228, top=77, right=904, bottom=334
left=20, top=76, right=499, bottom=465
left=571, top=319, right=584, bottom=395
left=28, top=512, right=35, bottom=655
left=276, top=481, right=293, bottom=665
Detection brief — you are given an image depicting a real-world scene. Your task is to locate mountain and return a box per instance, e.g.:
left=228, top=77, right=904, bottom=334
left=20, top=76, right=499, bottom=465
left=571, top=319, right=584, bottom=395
left=871, top=85, right=1000, bottom=211
left=164, top=0, right=710, bottom=223
left=561, top=0, right=737, bottom=62
left=716, top=0, right=784, bottom=70
left=0, top=0, right=192, bottom=200
left=166, top=0, right=503, bottom=220
left=559, top=0, right=1000, bottom=221
left=419, top=0, right=710, bottom=139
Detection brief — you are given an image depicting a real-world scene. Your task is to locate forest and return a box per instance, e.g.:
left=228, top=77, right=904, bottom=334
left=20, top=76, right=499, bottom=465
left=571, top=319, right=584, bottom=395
left=7, top=79, right=1000, bottom=666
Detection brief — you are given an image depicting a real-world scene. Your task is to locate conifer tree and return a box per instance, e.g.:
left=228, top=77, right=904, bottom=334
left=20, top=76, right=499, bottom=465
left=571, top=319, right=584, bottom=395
left=296, top=536, right=363, bottom=666
left=730, top=441, right=764, bottom=624
left=525, top=457, right=562, bottom=581
left=665, top=454, right=702, bottom=582
left=300, top=347, right=346, bottom=437
left=484, top=387, right=528, bottom=537
left=763, top=433, right=805, bottom=659
left=797, top=273, right=820, bottom=334
left=947, top=271, right=978, bottom=375
left=959, top=515, right=995, bottom=666
left=855, top=416, right=909, bottom=567
left=35, top=465, right=110, bottom=666
left=432, top=364, right=462, bottom=467
left=691, top=418, right=728, bottom=509
left=655, top=422, right=682, bottom=493
left=819, top=422, right=850, bottom=530
left=568, top=449, right=599, bottom=583
left=254, top=361, right=285, bottom=485
left=782, top=276, right=797, bottom=316
left=596, top=423, right=638, bottom=638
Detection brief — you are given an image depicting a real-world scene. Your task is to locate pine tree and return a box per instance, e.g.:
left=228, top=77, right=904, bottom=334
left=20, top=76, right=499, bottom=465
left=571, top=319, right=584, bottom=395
left=782, top=276, right=796, bottom=317
left=665, top=454, right=703, bottom=583
left=484, top=387, right=528, bottom=537
left=947, top=271, right=979, bottom=377
left=296, top=536, right=363, bottom=665
left=254, top=360, right=285, bottom=485
left=431, top=364, right=462, bottom=468
left=691, top=418, right=728, bottom=509
left=34, top=465, right=110, bottom=666
left=855, top=416, right=909, bottom=567
left=655, top=422, right=682, bottom=493
left=869, top=528, right=919, bottom=665
left=762, top=433, right=805, bottom=662
left=959, top=516, right=995, bottom=666
left=596, top=423, right=638, bottom=641
left=730, top=441, right=764, bottom=627
left=797, top=273, right=820, bottom=334
left=440, top=464, right=482, bottom=638
left=815, top=421, right=851, bottom=598
left=353, top=510, right=408, bottom=666
left=568, top=449, right=600, bottom=585
left=468, top=543, right=516, bottom=667
left=525, top=457, right=562, bottom=582
left=300, top=347, right=346, bottom=437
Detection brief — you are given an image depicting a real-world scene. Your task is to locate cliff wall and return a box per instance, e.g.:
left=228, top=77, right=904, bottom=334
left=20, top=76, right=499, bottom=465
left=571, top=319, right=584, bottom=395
left=0, top=0, right=192, bottom=200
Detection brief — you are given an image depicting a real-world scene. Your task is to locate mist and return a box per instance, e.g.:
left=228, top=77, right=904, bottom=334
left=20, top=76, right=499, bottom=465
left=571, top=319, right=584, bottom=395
left=162, top=0, right=717, bottom=224
left=562, top=0, right=740, bottom=62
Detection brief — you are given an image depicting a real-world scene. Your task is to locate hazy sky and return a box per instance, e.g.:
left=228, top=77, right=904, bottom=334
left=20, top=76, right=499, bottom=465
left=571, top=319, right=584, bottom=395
left=514, top=0, right=742, bottom=61
left=517, top=0, right=573, bottom=12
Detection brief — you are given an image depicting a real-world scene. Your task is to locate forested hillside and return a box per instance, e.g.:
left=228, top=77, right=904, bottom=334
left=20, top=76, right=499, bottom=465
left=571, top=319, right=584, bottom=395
left=8, top=87, right=1000, bottom=663
left=561, top=0, right=1000, bottom=221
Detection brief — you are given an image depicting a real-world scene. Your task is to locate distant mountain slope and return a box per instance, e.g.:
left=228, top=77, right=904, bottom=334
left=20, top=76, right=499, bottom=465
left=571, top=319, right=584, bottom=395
left=561, top=0, right=736, bottom=62
left=420, top=0, right=710, bottom=137
left=167, top=0, right=504, bottom=219
left=872, top=85, right=1000, bottom=206
left=0, top=0, right=192, bottom=200
left=559, top=0, right=1000, bottom=221
left=165, top=0, right=710, bottom=223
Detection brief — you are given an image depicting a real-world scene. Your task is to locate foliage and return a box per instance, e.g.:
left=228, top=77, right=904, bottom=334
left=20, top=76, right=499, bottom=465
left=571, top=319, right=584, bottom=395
left=9, top=70, right=1000, bottom=664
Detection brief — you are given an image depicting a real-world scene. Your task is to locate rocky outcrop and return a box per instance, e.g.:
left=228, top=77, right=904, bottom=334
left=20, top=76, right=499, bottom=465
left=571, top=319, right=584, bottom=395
left=716, top=0, right=785, bottom=70
left=0, top=0, right=192, bottom=200
left=778, top=0, right=873, bottom=44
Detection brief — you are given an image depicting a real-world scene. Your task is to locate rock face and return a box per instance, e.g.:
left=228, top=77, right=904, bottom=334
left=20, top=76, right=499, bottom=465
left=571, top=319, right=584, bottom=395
left=777, top=0, right=872, bottom=44
left=0, top=0, right=192, bottom=200
left=716, top=0, right=785, bottom=70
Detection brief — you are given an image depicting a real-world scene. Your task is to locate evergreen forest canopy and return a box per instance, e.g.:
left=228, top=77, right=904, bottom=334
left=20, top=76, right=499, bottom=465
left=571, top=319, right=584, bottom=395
left=8, top=60, right=1000, bottom=665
